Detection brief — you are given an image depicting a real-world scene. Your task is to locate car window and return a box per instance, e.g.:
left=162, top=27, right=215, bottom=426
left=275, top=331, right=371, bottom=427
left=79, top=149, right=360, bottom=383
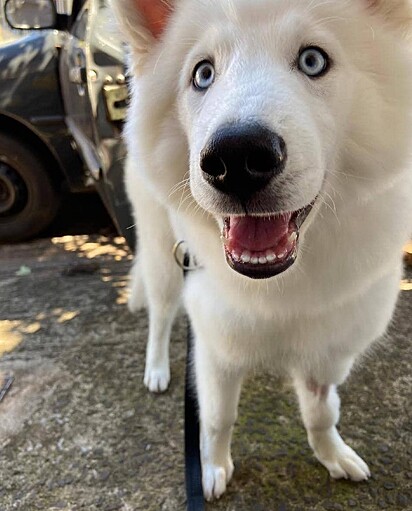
left=92, top=1, right=123, bottom=64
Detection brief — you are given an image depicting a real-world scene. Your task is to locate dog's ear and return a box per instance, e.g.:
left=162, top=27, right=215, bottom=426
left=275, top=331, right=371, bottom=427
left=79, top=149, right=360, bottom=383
left=364, top=0, right=412, bottom=32
left=130, top=0, right=173, bottom=39
left=112, top=0, right=174, bottom=61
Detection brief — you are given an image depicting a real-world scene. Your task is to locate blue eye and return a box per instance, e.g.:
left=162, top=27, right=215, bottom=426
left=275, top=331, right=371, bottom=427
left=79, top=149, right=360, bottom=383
left=193, top=60, right=215, bottom=90
left=298, top=47, right=329, bottom=78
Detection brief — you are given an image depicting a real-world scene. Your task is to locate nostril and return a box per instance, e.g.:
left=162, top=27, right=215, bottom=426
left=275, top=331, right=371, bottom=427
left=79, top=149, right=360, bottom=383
left=246, top=149, right=277, bottom=175
left=275, top=136, right=287, bottom=166
left=201, top=153, right=227, bottom=178
left=246, top=135, right=287, bottom=176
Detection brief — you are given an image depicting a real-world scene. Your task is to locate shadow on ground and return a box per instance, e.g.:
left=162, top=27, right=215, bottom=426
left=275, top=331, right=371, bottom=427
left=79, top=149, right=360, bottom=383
left=0, top=236, right=411, bottom=511
left=43, top=192, right=115, bottom=239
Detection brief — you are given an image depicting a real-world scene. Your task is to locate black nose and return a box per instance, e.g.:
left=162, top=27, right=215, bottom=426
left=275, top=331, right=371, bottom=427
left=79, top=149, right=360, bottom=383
left=200, top=123, right=287, bottom=198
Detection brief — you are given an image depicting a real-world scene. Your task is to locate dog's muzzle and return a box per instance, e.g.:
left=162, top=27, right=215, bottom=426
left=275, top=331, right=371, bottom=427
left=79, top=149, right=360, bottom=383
left=198, top=122, right=315, bottom=279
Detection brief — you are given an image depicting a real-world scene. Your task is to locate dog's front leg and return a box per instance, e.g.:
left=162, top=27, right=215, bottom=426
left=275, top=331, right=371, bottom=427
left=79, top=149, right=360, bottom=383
left=194, top=339, right=244, bottom=501
left=293, top=375, right=370, bottom=481
left=128, top=177, right=183, bottom=393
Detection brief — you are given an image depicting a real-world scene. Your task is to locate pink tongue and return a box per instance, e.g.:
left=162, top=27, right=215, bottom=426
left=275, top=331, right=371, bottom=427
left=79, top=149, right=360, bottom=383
left=228, top=215, right=292, bottom=252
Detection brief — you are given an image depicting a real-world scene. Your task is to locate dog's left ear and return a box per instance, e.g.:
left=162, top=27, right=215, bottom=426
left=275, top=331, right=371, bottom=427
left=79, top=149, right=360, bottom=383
left=364, top=0, right=412, bottom=33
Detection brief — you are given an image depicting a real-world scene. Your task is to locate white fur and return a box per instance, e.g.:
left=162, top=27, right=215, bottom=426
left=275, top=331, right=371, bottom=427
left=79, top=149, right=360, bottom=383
left=113, top=0, right=412, bottom=500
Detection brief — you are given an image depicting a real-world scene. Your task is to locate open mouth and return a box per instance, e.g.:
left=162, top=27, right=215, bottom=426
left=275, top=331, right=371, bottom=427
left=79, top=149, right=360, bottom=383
left=222, top=203, right=314, bottom=279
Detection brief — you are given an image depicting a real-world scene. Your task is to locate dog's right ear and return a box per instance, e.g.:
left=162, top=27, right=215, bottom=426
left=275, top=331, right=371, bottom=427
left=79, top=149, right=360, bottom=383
left=112, top=0, right=174, bottom=59
left=130, top=0, right=173, bottom=39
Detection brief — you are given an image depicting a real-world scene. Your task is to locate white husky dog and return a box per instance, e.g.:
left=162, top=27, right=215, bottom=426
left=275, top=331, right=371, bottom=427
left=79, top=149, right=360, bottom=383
left=113, top=0, right=412, bottom=501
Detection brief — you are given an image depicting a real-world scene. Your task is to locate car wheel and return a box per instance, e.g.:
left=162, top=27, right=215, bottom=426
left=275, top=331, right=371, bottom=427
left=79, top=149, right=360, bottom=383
left=0, top=134, right=60, bottom=243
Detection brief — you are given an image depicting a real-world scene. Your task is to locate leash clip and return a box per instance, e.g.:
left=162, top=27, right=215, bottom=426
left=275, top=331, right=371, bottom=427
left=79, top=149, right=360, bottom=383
left=173, top=240, right=201, bottom=272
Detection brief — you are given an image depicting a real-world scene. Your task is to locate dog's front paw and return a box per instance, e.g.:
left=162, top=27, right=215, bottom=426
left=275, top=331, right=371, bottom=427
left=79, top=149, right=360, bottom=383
left=322, top=444, right=370, bottom=482
left=202, top=458, right=234, bottom=501
left=309, top=427, right=371, bottom=481
left=144, top=364, right=170, bottom=393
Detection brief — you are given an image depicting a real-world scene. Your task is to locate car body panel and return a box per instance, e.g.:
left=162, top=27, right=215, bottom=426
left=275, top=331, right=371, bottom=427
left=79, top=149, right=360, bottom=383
left=0, top=0, right=134, bottom=244
left=59, top=0, right=134, bottom=245
left=0, top=31, right=87, bottom=191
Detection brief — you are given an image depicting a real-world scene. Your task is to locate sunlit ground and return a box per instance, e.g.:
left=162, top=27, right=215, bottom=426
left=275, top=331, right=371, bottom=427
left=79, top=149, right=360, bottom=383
left=51, top=235, right=132, bottom=261
left=402, top=241, right=412, bottom=290
left=0, top=235, right=133, bottom=357
left=0, top=235, right=411, bottom=359
left=0, top=310, right=82, bottom=357
left=51, top=235, right=132, bottom=305
left=400, top=279, right=412, bottom=291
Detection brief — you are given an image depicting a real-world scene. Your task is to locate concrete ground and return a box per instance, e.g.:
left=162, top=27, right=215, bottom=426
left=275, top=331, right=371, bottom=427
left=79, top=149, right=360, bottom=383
left=0, top=235, right=411, bottom=511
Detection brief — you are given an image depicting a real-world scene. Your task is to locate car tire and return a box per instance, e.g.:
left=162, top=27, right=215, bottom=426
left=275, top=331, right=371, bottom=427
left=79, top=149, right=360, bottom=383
left=0, top=134, right=60, bottom=243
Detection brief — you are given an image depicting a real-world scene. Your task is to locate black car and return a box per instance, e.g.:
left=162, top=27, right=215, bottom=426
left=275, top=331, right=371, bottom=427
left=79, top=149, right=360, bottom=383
left=0, top=0, right=134, bottom=247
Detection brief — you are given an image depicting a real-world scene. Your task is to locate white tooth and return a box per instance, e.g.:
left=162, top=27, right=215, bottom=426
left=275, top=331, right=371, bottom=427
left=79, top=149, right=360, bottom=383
left=259, top=256, right=267, bottom=264
left=232, top=251, right=240, bottom=262
left=251, top=257, right=259, bottom=265
left=266, top=251, right=276, bottom=262
left=278, top=250, right=287, bottom=260
left=241, top=251, right=251, bottom=263
left=288, top=232, right=297, bottom=243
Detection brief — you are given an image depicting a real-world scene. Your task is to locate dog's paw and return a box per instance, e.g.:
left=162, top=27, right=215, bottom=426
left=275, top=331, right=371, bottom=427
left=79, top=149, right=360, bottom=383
left=144, top=365, right=170, bottom=393
left=321, top=445, right=371, bottom=481
left=202, top=458, right=234, bottom=501
left=309, top=428, right=371, bottom=482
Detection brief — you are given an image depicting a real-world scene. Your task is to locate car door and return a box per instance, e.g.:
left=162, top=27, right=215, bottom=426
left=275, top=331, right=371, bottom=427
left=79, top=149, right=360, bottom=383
left=60, top=0, right=134, bottom=248
left=59, top=1, right=100, bottom=177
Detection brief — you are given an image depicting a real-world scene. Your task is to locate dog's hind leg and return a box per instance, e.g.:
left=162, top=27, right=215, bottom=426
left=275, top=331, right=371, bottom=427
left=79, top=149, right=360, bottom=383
left=194, top=339, right=245, bottom=501
left=129, top=179, right=183, bottom=393
left=293, top=374, right=371, bottom=481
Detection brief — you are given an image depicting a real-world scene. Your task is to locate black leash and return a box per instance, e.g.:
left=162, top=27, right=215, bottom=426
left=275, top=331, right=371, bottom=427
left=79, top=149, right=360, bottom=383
left=182, top=250, right=205, bottom=511
left=184, top=325, right=205, bottom=510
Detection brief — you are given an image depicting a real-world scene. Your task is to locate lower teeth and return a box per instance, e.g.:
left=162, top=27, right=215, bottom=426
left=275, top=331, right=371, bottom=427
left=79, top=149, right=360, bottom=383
left=232, top=244, right=295, bottom=265
left=225, top=229, right=298, bottom=266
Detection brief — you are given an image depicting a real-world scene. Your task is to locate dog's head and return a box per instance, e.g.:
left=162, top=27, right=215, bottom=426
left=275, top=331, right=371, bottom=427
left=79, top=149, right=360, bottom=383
left=114, top=0, right=412, bottom=279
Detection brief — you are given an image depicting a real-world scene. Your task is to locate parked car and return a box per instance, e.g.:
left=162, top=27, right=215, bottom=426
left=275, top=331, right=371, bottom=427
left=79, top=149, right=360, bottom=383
left=0, top=0, right=134, bottom=248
